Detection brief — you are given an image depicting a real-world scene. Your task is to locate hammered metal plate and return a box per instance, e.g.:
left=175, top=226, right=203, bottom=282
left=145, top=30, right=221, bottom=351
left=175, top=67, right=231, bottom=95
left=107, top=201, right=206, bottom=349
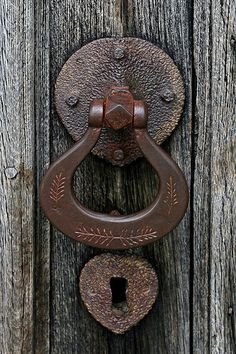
left=55, top=37, right=185, bottom=166
left=79, top=254, right=158, bottom=334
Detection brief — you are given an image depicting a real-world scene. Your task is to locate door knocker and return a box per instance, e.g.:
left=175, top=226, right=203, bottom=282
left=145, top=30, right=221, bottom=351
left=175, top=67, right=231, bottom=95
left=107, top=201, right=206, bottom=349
left=40, top=38, right=188, bottom=332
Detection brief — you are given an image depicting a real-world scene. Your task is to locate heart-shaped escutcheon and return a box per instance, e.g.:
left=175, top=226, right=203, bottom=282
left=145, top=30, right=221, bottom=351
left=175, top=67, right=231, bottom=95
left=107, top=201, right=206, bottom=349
left=79, top=254, right=158, bottom=334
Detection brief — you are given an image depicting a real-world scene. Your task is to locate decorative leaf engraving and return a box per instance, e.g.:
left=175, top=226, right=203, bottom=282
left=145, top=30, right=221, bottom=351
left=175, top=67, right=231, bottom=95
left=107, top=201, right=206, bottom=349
left=75, top=226, right=158, bottom=247
left=163, top=176, right=178, bottom=215
left=49, top=173, right=66, bottom=203
left=118, top=227, right=158, bottom=247
left=75, top=227, right=114, bottom=246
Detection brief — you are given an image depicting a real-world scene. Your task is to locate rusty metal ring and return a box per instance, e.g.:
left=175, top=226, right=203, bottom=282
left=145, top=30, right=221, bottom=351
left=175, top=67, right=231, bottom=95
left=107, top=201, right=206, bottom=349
left=40, top=97, right=188, bottom=249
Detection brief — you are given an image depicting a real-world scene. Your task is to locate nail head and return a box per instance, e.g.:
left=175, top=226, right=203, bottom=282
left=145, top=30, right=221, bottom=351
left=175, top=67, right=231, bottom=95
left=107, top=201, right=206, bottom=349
left=66, top=96, right=79, bottom=107
left=113, top=149, right=124, bottom=161
left=114, top=47, right=125, bottom=60
left=161, top=90, right=175, bottom=102
left=5, top=167, right=18, bottom=179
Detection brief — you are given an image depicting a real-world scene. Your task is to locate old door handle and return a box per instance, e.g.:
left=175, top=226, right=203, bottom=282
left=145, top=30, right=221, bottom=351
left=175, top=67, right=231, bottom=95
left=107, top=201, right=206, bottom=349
left=40, top=86, right=188, bottom=249
left=40, top=38, right=189, bottom=333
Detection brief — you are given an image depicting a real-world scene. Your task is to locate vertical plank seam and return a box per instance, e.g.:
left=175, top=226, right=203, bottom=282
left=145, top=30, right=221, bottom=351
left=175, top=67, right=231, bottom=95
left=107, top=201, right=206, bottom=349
left=120, top=0, right=129, bottom=35
left=192, top=0, right=214, bottom=351
left=190, top=0, right=196, bottom=351
left=32, top=2, right=37, bottom=350
left=33, top=0, right=51, bottom=351
left=208, top=1, right=213, bottom=350
left=48, top=2, right=53, bottom=352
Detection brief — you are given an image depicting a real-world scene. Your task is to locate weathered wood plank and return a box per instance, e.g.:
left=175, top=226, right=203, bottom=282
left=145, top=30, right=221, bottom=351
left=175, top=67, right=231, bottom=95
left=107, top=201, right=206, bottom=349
left=137, top=0, right=193, bottom=352
left=0, top=0, right=35, bottom=352
left=193, top=0, right=236, bottom=353
left=34, top=0, right=51, bottom=353
left=48, top=1, right=192, bottom=353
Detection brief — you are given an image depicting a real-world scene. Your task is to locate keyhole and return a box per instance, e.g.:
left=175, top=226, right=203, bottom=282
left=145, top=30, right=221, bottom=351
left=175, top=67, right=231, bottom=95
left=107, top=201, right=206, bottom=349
left=110, top=277, right=128, bottom=313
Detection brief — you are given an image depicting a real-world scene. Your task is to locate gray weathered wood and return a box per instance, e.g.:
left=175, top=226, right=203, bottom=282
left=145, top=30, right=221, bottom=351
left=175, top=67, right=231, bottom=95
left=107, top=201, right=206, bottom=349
left=34, top=0, right=51, bottom=353
left=0, top=0, right=235, bottom=353
left=193, top=0, right=236, bottom=353
left=0, top=0, right=35, bottom=352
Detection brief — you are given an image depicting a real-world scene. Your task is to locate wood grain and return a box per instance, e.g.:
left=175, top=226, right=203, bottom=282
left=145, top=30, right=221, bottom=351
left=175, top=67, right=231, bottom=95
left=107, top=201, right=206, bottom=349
left=0, top=0, right=35, bottom=353
left=0, top=0, right=235, bottom=353
left=34, top=0, right=51, bottom=353
left=193, top=0, right=236, bottom=352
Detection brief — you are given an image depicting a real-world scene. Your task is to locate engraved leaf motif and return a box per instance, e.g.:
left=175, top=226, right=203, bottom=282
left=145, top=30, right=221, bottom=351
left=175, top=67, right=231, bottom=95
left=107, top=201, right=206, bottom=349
left=119, top=227, right=158, bottom=247
left=163, top=176, right=178, bottom=215
left=75, top=227, right=114, bottom=246
left=75, top=226, right=158, bottom=247
left=50, top=173, right=66, bottom=203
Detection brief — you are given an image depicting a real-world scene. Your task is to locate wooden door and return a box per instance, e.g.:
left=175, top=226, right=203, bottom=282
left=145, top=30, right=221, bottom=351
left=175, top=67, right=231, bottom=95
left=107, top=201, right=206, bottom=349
left=0, top=1, right=235, bottom=353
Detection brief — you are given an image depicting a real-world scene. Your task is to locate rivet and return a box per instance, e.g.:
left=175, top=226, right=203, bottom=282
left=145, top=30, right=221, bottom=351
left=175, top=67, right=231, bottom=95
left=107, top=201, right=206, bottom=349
left=113, top=47, right=125, bottom=60
left=113, top=149, right=124, bottom=161
left=66, top=96, right=79, bottom=107
left=161, top=90, right=175, bottom=102
left=5, top=167, right=18, bottom=179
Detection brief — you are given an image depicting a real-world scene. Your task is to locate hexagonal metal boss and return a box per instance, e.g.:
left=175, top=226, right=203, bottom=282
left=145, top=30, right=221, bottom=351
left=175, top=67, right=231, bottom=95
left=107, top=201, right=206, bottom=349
left=104, top=87, right=133, bottom=130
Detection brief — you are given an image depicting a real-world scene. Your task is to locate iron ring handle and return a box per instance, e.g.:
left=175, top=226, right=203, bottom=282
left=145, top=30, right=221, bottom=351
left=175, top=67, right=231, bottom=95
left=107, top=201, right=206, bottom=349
left=40, top=100, right=188, bottom=249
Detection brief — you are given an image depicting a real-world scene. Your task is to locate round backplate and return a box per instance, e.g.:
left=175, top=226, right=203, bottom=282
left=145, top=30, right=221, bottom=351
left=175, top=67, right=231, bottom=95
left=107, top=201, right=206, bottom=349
left=55, top=38, right=185, bottom=166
